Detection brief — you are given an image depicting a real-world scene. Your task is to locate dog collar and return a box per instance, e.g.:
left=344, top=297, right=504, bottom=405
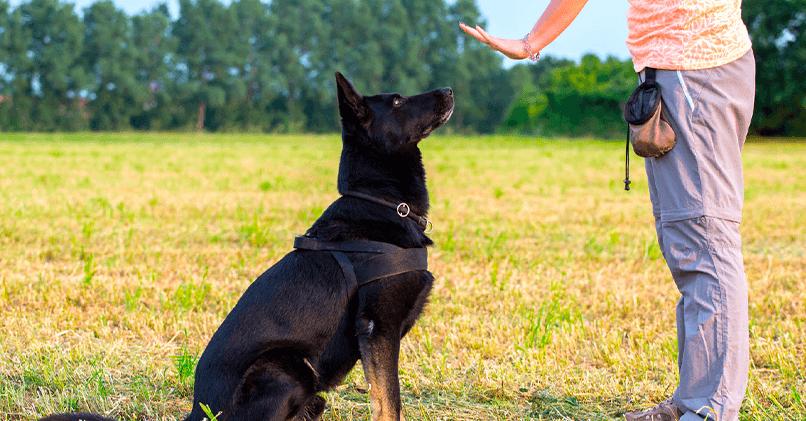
left=342, top=191, right=433, bottom=234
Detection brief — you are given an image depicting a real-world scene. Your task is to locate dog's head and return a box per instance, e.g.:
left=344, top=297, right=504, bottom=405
left=335, top=72, right=453, bottom=151
left=333, top=72, right=453, bottom=235
left=308, top=73, right=453, bottom=245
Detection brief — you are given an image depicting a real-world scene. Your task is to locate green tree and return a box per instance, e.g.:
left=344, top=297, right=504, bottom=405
left=0, top=0, right=12, bottom=129
left=501, top=54, right=634, bottom=138
left=332, top=0, right=383, bottom=94
left=129, top=5, right=178, bottom=130
left=378, top=0, right=444, bottom=94
left=269, top=0, right=335, bottom=132
left=219, top=0, right=284, bottom=132
left=0, top=0, right=8, bottom=72
left=311, top=0, right=383, bottom=130
left=3, top=0, right=88, bottom=130
left=438, top=0, right=520, bottom=133
left=173, top=0, right=248, bottom=131
left=81, top=0, right=143, bottom=130
left=743, top=0, right=806, bottom=136
left=501, top=56, right=574, bottom=133
left=1, top=1, right=33, bottom=131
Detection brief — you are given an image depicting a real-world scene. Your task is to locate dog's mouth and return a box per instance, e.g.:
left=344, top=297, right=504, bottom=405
left=422, top=107, right=453, bottom=138
left=421, top=93, right=455, bottom=139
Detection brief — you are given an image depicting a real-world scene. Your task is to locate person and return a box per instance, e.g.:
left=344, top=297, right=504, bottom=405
left=460, top=1, right=754, bottom=420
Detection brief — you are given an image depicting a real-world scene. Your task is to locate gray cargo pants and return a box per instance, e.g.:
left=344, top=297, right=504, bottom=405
left=643, top=50, right=755, bottom=421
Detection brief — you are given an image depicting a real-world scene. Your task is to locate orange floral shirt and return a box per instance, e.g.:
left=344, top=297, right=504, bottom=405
left=626, top=0, right=752, bottom=72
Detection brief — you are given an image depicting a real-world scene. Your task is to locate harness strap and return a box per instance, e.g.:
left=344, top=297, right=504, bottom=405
left=293, top=236, right=428, bottom=291
left=624, top=125, right=631, bottom=191
left=294, top=236, right=408, bottom=254
left=330, top=251, right=358, bottom=297
left=645, top=67, right=656, bottom=82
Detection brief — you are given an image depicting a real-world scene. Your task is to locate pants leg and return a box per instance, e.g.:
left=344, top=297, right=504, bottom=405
left=663, top=217, right=749, bottom=421
left=643, top=50, right=755, bottom=421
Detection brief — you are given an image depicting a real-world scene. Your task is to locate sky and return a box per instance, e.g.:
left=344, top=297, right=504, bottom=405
left=474, top=0, right=631, bottom=66
left=10, top=0, right=632, bottom=66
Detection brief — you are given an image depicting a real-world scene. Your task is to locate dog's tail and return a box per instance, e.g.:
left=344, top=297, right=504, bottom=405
left=38, top=412, right=116, bottom=421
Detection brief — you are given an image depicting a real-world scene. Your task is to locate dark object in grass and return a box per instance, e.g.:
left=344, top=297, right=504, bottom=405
left=38, top=414, right=115, bottom=421
left=39, top=71, right=453, bottom=421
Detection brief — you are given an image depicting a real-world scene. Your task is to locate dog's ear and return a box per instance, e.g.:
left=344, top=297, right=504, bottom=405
left=335, top=71, right=368, bottom=123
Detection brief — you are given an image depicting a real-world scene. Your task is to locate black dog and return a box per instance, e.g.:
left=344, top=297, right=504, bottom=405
left=40, top=72, right=453, bottom=421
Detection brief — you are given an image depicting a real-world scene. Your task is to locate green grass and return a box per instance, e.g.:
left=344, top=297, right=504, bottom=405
left=1, top=133, right=804, bottom=420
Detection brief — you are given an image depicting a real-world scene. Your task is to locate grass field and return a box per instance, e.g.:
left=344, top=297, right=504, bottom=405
left=1, top=133, right=804, bottom=420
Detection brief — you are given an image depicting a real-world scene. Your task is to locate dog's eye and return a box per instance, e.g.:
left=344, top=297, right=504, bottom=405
left=393, top=97, right=403, bottom=107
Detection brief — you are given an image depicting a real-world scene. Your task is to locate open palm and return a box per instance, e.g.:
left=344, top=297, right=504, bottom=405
left=459, top=22, right=529, bottom=60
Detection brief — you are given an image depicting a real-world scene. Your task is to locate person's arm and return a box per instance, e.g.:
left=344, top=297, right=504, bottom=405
left=459, top=0, right=589, bottom=60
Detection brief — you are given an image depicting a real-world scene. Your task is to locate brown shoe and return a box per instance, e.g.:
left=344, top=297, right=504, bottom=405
left=624, top=398, right=684, bottom=421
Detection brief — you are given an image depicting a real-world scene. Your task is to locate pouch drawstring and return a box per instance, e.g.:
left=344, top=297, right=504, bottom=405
left=624, top=125, right=631, bottom=191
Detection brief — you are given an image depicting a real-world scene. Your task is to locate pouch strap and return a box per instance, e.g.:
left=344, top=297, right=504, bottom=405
left=624, top=125, right=631, bottom=191
left=644, top=67, right=656, bottom=82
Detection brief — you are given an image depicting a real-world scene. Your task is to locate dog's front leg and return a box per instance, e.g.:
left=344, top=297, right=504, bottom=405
left=357, top=319, right=406, bottom=421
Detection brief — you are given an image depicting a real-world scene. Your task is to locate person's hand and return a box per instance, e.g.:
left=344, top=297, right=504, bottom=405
left=459, top=22, right=530, bottom=60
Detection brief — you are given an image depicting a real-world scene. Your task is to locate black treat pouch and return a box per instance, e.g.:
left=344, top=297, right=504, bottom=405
left=624, top=67, right=676, bottom=158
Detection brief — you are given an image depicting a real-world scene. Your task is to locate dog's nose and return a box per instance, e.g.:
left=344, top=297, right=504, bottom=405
left=440, top=88, right=453, bottom=97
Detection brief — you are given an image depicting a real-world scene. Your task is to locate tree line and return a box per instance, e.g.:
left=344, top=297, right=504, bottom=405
left=0, top=0, right=803, bottom=136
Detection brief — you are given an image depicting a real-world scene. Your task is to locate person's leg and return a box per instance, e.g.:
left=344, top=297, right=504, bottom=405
left=627, top=50, right=755, bottom=421
left=626, top=218, right=748, bottom=421
left=662, top=217, right=749, bottom=421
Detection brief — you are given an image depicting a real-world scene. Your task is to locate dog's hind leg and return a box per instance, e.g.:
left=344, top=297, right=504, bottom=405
left=229, top=372, right=316, bottom=421
left=357, top=319, right=406, bottom=421
left=227, top=352, right=321, bottom=421
left=295, top=395, right=326, bottom=421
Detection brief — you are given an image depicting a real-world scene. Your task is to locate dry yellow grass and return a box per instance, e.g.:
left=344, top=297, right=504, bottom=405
left=0, top=133, right=803, bottom=420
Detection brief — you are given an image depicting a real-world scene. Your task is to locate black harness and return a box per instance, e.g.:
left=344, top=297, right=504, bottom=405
left=292, top=191, right=431, bottom=296
left=293, top=236, right=428, bottom=297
